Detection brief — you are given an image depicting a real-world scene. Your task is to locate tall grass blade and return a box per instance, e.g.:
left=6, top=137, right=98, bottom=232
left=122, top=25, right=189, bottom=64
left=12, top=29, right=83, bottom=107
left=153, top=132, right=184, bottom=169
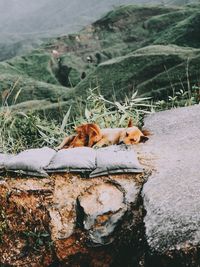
left=60, top=106, right=71, bottom=132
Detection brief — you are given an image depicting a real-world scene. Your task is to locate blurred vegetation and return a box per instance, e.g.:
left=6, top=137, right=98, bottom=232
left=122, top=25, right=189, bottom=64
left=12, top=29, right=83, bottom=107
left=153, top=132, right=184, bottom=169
left=0, top=4, right=200, bottom=109
left=0, top=4, right=200, bottom=153
left=0, top=85, right=199, bottom=153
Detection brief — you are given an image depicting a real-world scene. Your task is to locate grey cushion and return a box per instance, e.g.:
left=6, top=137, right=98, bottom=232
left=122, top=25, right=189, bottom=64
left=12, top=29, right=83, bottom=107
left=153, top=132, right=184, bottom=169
left=5, top=147, right=56, bottom=177
left=45, top=147, right=96, bottom=173
left=90, top=145, right=143, bottom=178
left=0, top=154, right=13, bottom=173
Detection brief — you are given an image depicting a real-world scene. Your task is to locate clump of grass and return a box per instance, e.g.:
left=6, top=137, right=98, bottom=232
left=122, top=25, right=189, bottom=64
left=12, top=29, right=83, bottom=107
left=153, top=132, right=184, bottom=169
left=155, top=84, right=200, bottom=110
left=0, top=110, right=64, bottom=153
left=0, top=82, right=66, bottom=153
left=74, top=87, right=153, bottom=128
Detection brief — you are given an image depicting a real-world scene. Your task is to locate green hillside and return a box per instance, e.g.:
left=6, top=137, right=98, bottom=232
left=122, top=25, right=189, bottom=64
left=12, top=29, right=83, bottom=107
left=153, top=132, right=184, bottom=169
left=0, top=3, right=200, bottom=119
left=75, top=45, right=200, bottom=100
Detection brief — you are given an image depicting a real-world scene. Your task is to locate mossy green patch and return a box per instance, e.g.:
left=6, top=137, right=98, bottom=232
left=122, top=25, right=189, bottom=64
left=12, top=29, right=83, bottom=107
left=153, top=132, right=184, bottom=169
left=138, top=53, right=200, bottom=99
left=7, top=50, right=59, bottom=84
left=75, top=45, right=200, bottom=100
left=154, top=11, right=200, bottom=48
left=145, top=9, right=194, bottom=33
left=0, top=74, right=72, bottom=106
left=55, top=53, right=95, bottom=87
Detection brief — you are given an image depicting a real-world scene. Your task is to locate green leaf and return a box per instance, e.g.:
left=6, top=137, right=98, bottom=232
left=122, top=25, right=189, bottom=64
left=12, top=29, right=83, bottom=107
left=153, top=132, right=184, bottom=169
left=38, top=239, right=44, bottom=246
left=85, top=108, right=91, bottom=120
left=40, top=232, right=50, bottom=237
left=13, top=88, right=22, bottom=104
left=61, top=106, right=71, bottom=132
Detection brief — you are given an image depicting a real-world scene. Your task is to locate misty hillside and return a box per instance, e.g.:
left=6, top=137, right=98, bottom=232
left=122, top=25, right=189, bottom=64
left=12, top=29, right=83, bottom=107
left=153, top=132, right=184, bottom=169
left=0, top=0, right=159, bottom=39
left=0, top=3, right=199, bottom=120
left=0, top=0, right=198, bottom=38
left=0, top=0, right=198, bottom=60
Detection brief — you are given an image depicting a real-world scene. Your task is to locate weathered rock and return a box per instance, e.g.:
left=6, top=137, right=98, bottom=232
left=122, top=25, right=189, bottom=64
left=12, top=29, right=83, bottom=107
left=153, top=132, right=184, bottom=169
left=139, top=104, right=200, bottom=266
left=0, top=172, right=145, bottom=266
left=49, top=173, right=144, bottom=266
left=78, top=183, right=126, bottom=245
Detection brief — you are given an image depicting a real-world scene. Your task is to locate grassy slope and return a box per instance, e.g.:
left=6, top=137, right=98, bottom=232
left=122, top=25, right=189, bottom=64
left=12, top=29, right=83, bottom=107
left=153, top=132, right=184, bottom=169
left=0, top=4, right=200, bottom=118
left=75, top=45, right=200, bottom=99
left=75, top=4, right=200, bottom=100
left=0, top=49, right=73, bottom=115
